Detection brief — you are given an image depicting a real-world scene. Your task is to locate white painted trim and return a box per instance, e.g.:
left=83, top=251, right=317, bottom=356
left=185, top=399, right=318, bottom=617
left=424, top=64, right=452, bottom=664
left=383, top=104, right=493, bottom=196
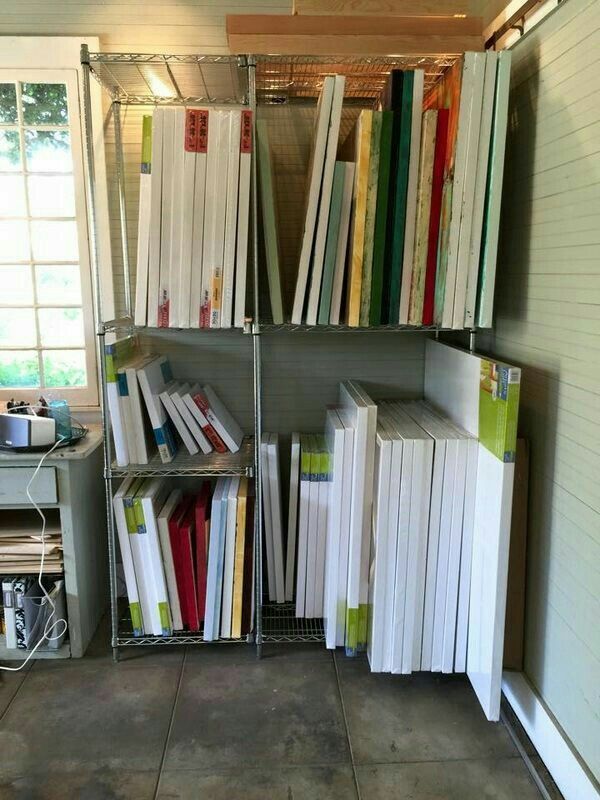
left=502, top=671, right=600, bottom=800
left=0, top=36, right=115, bottom=324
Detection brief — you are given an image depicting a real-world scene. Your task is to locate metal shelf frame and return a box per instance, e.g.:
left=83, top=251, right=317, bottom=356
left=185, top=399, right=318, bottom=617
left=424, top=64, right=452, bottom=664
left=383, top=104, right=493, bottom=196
left=80, top=47, right=471, bottom=661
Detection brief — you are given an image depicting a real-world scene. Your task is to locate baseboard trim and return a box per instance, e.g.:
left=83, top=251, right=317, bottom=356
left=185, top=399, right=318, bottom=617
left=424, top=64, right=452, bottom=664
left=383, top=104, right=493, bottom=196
left=502, top=671, right=599, bottom=800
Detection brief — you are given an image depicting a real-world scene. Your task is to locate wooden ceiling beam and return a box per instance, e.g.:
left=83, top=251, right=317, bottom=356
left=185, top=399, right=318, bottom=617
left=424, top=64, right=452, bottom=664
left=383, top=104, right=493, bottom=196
left=292, top=0, right=476, bottom=16
left=227, top=14, right=484, bottom=54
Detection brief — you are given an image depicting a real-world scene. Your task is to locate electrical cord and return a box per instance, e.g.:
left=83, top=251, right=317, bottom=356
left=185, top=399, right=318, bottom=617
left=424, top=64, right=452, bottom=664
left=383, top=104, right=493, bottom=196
left=0, top=436, right=69, bottom=671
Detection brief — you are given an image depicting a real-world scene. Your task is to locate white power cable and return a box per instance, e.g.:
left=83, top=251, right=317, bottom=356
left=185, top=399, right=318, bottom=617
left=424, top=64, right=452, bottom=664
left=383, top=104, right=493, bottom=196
left=0, top=435, right=69, bottom=671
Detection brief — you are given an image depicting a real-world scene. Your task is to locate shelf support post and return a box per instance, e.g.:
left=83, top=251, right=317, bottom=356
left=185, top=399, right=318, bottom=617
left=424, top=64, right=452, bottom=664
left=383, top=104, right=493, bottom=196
left=248, top=53, right=263, bottom=658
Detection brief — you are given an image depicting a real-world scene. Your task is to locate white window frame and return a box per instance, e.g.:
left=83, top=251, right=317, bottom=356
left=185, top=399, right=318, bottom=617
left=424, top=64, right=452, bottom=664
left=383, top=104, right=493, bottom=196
left=0, top=37, right=114, bottom=408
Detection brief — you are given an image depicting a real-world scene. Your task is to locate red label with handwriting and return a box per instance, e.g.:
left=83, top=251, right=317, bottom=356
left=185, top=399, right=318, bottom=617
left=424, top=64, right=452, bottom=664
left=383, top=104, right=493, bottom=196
left=240, top=109, right=252, bottom=154
left=185, top=109, right=209, bottom=153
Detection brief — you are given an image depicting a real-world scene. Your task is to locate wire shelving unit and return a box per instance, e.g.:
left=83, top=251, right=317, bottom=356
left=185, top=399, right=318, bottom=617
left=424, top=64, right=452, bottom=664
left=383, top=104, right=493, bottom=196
left=80, top=47, right=467, bottom=660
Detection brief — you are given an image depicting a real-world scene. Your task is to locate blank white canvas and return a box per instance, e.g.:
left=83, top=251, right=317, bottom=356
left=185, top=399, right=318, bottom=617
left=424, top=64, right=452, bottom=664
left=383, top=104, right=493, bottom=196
left=468, top=447, right=514, bottom=721
left=147, top=108, right=163, bottom=327
left=221, top=109, right=241, bottom=329
left=336, top=412, right=355, bottom=646
left=367, top=430, right=392, bottom=672
left=285, top=433, right=301, bottom=602
left=295, top=435, right=311, bottom=617
left=323, top=412, right=344, bottom=649
left=306, top=75, right=346, bottom=325
left=268, top=433, right=286, bottom=604
left=442, top=437, right=468, bottom=673
left=455, top=436, right=478, bottom=672
left=292, top=77, right=335, bottom=324
left=260, top=433, right=276, bottom=602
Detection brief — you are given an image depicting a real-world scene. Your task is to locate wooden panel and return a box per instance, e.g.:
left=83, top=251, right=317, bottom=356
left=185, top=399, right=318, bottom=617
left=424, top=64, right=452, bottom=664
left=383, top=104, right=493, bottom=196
left=229, top=32, right=483, bottom=54
left=0, top=467, right=57, bottom=505
left=227, top=13, right=483, bottom=54
left=489, top=0, right=600, bottom=778
left=293, top=0, right=476, bottom=16
left=226, top=14, right=483, bottom=35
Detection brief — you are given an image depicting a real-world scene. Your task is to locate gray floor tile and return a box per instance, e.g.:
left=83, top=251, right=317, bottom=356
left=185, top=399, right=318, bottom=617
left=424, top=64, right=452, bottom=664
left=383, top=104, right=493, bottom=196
left=357, top=757, right=544, bottom=799
left=0, top=769, right=158, bottom=800
left=184, top=641, right=332, bottom=666
left=157, top=766, right=358, bottom=799
left=0, top=663, right=180, bottom=780
left=165, top=657, right=350, bottom=770
left=0, top=664, right=31, bottom=718
left=32, top=613, right=185, bottom=670
left=336, top=659, right=517, bottom=764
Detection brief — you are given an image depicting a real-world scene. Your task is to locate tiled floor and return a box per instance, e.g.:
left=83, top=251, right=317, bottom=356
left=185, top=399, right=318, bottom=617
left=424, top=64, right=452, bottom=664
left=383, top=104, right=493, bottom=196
left=0, top=620, right=548, bottom=800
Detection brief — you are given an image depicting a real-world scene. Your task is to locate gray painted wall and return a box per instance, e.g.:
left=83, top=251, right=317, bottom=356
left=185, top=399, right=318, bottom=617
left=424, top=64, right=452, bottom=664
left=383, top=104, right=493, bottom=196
left=488, top=0, right=600, bottom=780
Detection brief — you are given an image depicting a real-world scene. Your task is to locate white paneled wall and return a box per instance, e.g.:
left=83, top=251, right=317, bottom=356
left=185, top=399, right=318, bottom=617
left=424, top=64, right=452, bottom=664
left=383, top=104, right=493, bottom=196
left=489, top=0, right=600, bottom=780
left=0, top=1, right=290, bottom=54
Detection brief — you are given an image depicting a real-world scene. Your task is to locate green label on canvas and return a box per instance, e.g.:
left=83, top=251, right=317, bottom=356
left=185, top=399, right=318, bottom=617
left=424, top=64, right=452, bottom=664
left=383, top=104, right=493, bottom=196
left=346, top=607, right=359, bottom=653
left=158, top=602, right=170, bottom=633
left=141, top=115, right=152, bottom=172
left=479, top=359, right=521, bottom=462
left=130, top=602, right=143, bottom=634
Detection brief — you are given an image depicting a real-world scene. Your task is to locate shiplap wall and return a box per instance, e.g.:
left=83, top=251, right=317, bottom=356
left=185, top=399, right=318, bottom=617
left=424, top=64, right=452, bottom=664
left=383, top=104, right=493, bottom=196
left=489, top=0, right=600, bottom=779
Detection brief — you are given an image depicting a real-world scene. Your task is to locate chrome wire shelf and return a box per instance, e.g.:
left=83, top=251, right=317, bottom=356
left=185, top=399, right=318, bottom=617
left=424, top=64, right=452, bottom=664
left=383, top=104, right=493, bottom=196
left=86, top=52, right=249, bottom=106
left=261, top=602, right=325, bottom=643
left=256, top=54, right=460, bottom=105
left=100, top=317, right=251, bottom=335
left=260, top=323, right=446, bottom=333
left=110, top=436, right=254, bottom=478
left=116, top=610, right=253, bottom=646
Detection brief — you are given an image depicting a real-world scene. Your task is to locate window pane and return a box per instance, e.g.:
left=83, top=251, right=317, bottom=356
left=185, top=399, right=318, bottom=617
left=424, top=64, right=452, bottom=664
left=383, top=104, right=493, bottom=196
left=35, top=264, right=81, bottom=305
left=27, top=175, right=75, bottom=217
left=25, top=130, right=72, bottom=172
left=21, top=83, right=68, bottom=126
left=43, top=349, right=86, bottom=387
left=38, top=308, right=84, bottom=347
left=0, top=84, right=18, bottom=124
left=0, top=175, right=26, bottom=216
left=0, top=265, right=33, bottom=304
left=0, top=220, right=29, bottom=262
left=0, top=350, right=40, bottom=388
left=0, top=130, right=21, bottom=171
left=31, top=220, right=78, bottom=261
left=0, top=308, right=37, bottom=347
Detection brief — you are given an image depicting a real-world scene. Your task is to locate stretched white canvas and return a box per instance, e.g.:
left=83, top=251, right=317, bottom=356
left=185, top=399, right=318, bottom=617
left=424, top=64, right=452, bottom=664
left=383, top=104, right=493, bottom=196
left=292, top=77, right=336, bottom=324
left=285, top=433, right=301, bottom=602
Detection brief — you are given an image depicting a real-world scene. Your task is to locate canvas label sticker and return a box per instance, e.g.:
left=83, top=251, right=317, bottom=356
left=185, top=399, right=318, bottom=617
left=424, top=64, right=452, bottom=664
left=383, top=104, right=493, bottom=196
left=479, top=359, right=521, bottom=462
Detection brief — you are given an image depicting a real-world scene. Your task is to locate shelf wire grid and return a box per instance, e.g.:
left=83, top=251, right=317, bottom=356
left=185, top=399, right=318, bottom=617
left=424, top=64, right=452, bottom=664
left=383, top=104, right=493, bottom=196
left=259, top=323, right=446, bottom=333
left=261, top=602, right=325, bottom=643
left=255, top=54, right=461, bottom=106
left=116, top=609, right=253, bottom=646
left=110, top=436, right=254, bottom=478
left=88, top=52, right=249, bottom=106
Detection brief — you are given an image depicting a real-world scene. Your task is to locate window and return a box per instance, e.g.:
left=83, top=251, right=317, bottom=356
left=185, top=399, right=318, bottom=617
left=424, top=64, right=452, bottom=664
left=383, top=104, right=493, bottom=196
left=0, top=69, right=97, bottom=406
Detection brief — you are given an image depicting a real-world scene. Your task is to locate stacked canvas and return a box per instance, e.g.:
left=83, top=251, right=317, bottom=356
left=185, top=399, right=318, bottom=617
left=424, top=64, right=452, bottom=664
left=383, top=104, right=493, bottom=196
left=366, top=400, right=477, bottom=675
left=104, top=338, right=245, bottom=467
left=269, top=53, right=510, bottom=329
left=113, top=477, right=254, bottom=639
left=134, top=107, right=252, bottom=329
